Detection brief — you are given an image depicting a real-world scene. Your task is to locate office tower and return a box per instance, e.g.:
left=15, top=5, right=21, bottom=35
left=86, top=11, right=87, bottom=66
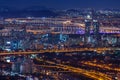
left=93, top=20, right=100, bottom=46
left=84, top=19, right=91, bottom=45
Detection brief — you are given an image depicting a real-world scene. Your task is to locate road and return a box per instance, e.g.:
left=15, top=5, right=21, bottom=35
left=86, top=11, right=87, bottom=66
left=36, top=58, right=112, bottom=80
left=81, top=61, right=120, bottom=72
left=0, top=47, right=120, bottom=56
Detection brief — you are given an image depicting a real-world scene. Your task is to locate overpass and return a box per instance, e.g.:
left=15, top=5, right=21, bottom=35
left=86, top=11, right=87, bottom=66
left=0, top=47, right=120, bottom=56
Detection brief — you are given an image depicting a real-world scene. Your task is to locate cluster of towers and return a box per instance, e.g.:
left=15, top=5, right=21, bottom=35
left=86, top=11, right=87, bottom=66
left=84, top=14, right=100, bottom=46
left=12, top=57, right=34, bottom=74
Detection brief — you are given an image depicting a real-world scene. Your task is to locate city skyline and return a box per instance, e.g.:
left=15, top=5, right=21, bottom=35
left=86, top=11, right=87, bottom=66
left=0, top=0, right=120, bottom=80
left=0, top=0, right=120, bottom=9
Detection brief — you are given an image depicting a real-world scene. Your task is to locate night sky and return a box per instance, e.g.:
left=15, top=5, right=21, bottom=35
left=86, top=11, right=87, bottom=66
left=0, top=0, right=120, bottom=9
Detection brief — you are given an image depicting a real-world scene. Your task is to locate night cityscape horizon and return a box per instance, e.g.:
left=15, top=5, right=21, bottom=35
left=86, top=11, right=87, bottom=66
left=0, top=0, right=120, bottom=80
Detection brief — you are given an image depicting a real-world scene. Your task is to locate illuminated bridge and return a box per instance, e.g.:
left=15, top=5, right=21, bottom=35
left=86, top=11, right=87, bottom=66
left=26, top=26, right=120, bottom=35
left=0, top=47, right=120, bottom=56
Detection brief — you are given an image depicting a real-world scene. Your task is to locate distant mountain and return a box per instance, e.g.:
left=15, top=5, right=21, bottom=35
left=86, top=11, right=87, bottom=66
left=23, top=6, right=49, bottom=11
left=0, top=6, right=59, bottom=18
left=0, top=6, right=18, bottom=12
left=66, top=9, right=80, bottom=12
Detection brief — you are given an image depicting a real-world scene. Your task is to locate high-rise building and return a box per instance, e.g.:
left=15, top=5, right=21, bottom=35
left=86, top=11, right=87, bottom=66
left=84, top=19, right=91, bottom=45
left=93, top=20, right=100, bottom=46
left=85, top=20, right=91, bottom=36
left=93, top=20, right=99, bottom=35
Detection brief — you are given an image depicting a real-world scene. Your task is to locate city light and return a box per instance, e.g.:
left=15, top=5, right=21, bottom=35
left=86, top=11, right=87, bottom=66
left=0, top=1, right=120, bottom=80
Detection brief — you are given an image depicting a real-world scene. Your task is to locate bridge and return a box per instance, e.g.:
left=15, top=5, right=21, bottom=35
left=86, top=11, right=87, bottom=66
left=26, top=26, right=120, bottom=35
left=0, top=47, right=120, bottom=56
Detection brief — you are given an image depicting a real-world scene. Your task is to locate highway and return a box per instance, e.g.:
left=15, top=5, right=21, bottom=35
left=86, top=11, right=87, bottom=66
left=0, top=47, right=120, bottom=56
left=81, top=61, right=120, bottom=72
left=35, top=58, right=112, bottom=80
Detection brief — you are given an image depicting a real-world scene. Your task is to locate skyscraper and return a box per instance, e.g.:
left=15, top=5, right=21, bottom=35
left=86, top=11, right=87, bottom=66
left=93, top=20, right=100, bottom=46
left=93, top=20, right=99, bottom=35
left=85, top=19, right=91, bottom=36
left=84, top=15, right=92, bottom=45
